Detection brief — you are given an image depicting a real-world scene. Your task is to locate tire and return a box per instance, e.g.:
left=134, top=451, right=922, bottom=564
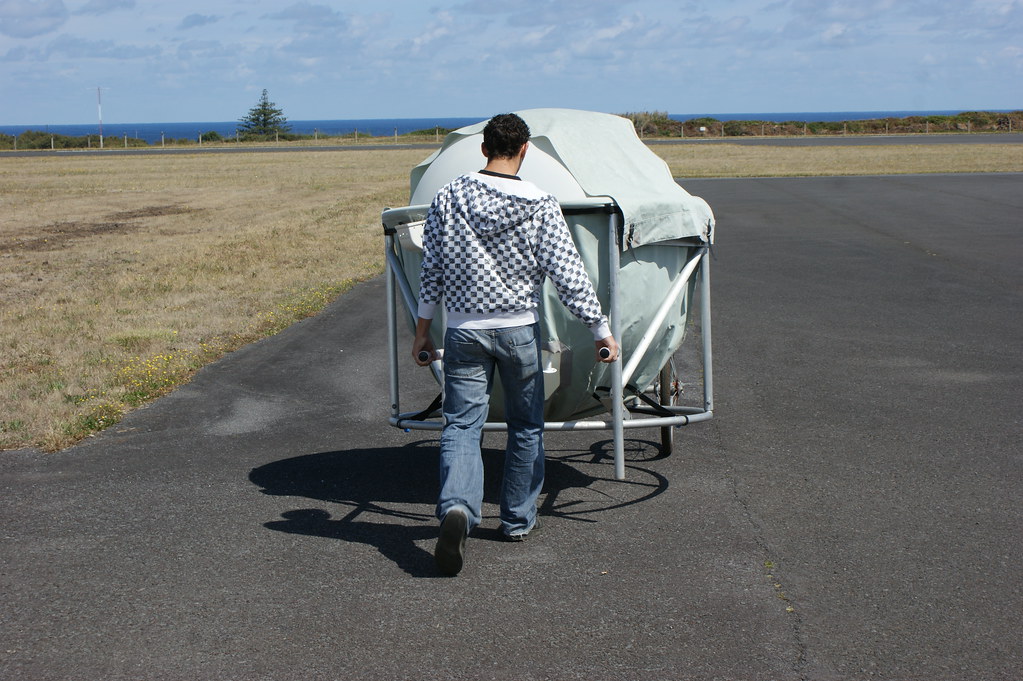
left=658, top=361, right=678, bottom=456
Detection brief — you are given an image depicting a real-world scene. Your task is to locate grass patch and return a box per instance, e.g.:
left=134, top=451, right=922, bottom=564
left=653, top=142, right=1023, bottom=177
left=0, top=142, right=1018, bottom=451
left=1, top=149, right=422, bottom=451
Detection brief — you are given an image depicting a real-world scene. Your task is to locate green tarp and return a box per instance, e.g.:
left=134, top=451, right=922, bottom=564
left=410, top=108, right=714, bottom=247
left=384, top=108, right=714, bottom=421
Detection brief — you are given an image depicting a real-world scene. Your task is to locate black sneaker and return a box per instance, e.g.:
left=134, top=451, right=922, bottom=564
left=435, top=508, right=468, bottom=576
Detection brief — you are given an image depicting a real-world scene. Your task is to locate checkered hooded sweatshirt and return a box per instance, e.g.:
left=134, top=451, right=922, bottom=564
left=419, top=173, right=608, bottom=334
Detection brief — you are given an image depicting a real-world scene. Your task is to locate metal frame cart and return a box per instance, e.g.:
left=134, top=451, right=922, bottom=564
left=383, top=199, right=713, bottom=480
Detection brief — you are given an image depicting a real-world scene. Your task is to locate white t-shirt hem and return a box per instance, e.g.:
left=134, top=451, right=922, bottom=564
left=446, top=308, right=539, bottom=329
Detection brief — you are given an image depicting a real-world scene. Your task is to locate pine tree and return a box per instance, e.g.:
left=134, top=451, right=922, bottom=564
left=237, top=89, right=291, bottom=138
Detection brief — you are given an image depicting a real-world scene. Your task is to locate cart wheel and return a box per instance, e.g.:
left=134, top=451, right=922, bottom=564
left=658, top=361, right=679, bottom=456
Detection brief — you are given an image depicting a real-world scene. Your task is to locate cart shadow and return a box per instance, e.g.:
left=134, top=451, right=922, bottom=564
left=249, top=437, right=668, bottom=577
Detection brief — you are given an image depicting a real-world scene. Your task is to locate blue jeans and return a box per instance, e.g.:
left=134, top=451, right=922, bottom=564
left=437, top=324, right=545, bottom=536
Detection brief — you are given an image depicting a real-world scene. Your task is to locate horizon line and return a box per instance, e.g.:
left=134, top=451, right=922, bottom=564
left=2, top=108, right=1021, bottom=129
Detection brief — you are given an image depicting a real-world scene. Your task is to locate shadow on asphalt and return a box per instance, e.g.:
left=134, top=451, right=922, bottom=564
left=249, top=438, right=669, bottom=577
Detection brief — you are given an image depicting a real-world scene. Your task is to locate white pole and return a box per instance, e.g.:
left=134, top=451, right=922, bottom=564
left=97, top=86, right=104, bottom=149
left=700, top=252, right=713, bottom=414
left=385, top=235, right=400, bottom=420
left=608, top=210, right=625, bottom=480
left=621, top=251, right=704, bottom=387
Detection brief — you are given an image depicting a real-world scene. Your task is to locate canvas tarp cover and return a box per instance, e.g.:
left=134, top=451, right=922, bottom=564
left=385, top=108, right=713, bottom=421
left=409, top=108, right=715, bottom=247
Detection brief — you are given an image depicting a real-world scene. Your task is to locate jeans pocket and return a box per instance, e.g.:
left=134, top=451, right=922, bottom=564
left=445, top=333, right=488, bottom=379
left=504, top=326, right=540, bottom=381
left=446, top=358, right=487, bottom=379
left=503, top=324, right=537, bottom=349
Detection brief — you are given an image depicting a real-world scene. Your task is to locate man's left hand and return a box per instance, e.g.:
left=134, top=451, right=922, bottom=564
left=595, top=336, right=619, bottom=363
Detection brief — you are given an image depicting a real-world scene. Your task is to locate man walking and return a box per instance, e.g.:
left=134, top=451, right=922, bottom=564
left=412, top=113, right=618, bottom=576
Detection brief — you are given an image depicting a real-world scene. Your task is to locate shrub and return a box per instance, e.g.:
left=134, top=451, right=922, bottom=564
left=723, top=120, right=751, bottom=136
left=0, top=130, right=147, bottom=149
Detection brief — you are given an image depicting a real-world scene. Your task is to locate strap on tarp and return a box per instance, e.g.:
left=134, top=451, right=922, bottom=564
left=593, top=384, right=676, bottom=418
left=408, top=393, right=443, bottom=421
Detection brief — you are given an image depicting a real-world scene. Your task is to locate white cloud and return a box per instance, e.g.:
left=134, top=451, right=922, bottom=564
left=177, top=13, right=219, bottom=30
left=74, top=0, right=134, bottom=16
left=407, top=13, right=456, bottom=56
left=1, top=0, right=1019, bottom=124
left=456, top=0, right=640, bottom=28
left=819, top=22, right=858, bottom=46
left=0, top=0, right=68, bottom=38
left=175, top=39, right=233, bottom=60
left=923, top=0, right=1023, bottom=35
left=263, top=2, right=346, bottom=31
left=46, top=33, right=159, bottom=59
left=1, top=44, right=29, bottom=60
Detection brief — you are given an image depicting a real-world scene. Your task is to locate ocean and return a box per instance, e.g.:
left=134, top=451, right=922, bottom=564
left=0, top=111, right=1009, bottom=145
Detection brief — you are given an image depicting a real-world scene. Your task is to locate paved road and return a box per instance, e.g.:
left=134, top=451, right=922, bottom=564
left=652, top=132, right=1023, bottom=146
left=2, top=174, right=1020, bottom=680
left=3, top=132, right=1020, bottom=158
left=0, top=143, right=440, bottom=158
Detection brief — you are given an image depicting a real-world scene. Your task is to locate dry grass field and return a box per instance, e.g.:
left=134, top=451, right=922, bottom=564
left=1, top=149, right=423, bottom=450
left=1, top=141, right=1020, bottom=451
left=655, top=141, right=1023, bottom=177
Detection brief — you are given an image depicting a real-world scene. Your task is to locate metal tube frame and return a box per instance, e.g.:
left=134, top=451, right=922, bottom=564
left=384, top=206, right=714, bottom=480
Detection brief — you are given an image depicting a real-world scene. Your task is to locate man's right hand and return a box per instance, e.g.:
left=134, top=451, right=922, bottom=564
left=412, top=316, right=435, bottom=366
left=412, top=336, right=435, bottom=366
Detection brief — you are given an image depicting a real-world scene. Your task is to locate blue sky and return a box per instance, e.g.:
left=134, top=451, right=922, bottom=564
left=1, top=0, right=1020, bottom=124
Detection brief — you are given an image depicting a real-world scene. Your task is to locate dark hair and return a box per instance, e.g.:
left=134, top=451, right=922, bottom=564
left=482, top=113, right=530, bottom=159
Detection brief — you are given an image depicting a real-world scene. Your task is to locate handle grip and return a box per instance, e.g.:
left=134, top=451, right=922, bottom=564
left=598, top=347, right=612, bottom=359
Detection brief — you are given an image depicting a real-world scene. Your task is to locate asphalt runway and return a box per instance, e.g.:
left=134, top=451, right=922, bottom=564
left=2, top=173, right=1021, bottom=680
left=652, top=132, right=1023, bottom=146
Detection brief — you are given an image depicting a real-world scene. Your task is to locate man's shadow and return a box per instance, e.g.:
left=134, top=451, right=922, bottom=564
left=249, top=438, right=668, bottom=577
